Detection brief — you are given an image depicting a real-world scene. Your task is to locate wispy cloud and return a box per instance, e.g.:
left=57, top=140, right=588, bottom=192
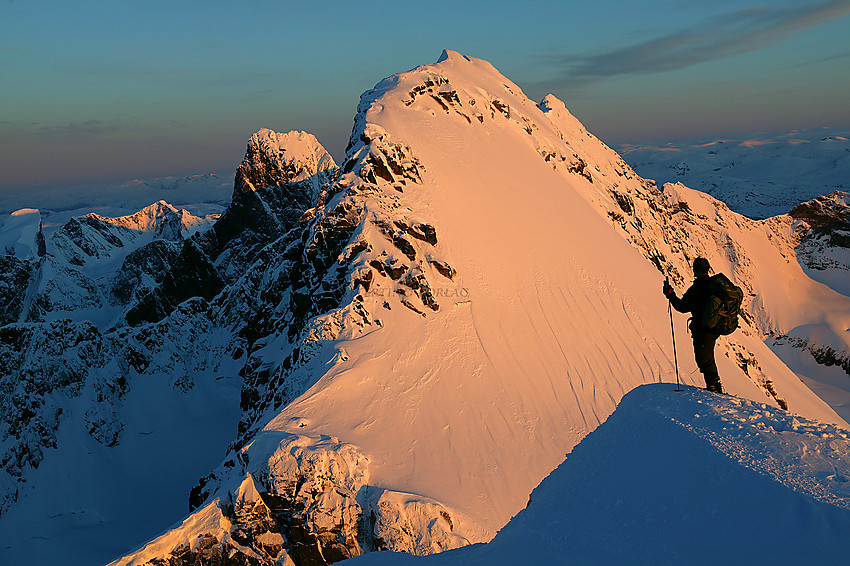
left=788, top=48, right=850, bottom=68
left=536, top=0, right=850, bottom=92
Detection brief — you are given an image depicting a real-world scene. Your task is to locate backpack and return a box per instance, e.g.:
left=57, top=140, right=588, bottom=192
left=702, top=273, right=744, bottom=335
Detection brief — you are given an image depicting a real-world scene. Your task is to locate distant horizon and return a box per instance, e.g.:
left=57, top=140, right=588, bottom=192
left=3, top=123, right=849, bottom=198
left=3, top=0, right=849, bottom=192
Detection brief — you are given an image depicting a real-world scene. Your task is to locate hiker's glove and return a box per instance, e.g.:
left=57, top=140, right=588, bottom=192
left=663, top=281, right=675, bottom=298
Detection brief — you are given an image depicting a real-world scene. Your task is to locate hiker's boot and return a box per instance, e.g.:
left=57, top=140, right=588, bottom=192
left=704, top=374, right=724, bottom=394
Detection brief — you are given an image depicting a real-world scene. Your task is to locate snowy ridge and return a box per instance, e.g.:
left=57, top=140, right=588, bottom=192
left=91, top=200, right=217, bottom=240
left=530, top=94, right=850, bottom=413
left=49, top=201, right=215, bottom=269
left=351, top=384, right=850, bottom=566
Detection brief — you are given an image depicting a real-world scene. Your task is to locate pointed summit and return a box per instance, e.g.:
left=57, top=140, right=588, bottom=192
left=436, top=49, right=471, bottom=63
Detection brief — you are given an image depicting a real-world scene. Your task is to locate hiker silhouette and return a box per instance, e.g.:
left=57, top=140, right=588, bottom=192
left=663, top=257, right=730, bottom=394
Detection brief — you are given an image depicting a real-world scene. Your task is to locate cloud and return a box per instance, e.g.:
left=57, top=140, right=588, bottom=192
left=536, top=0, right=850, bottom=92
left=788, top=48, right=850, bottom=68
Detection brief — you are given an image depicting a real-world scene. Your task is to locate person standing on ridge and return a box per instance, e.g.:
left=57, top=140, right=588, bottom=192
left=663, top=257, right=724, bottom=394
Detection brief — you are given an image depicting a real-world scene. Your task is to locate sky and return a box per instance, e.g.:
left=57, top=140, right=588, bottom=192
left=1, top=0, right=849, bottom=193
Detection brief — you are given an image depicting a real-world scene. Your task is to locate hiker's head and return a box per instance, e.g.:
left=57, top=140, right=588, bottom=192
left=693, top=257, right=711, bottom=276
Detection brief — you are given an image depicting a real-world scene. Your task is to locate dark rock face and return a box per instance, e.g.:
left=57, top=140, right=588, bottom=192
left=112, top=239, right=182, bottom=304
left=0, top=130, right=343, bottom=520
left=0, top=256, right=37, bottom=326
left=125, top=241, right=223, bottom=326
left=790, top=191, right=850, bottom=281
left=51, top=215, right=130, bottom=265
left=0, top=320, right=106, bottom=513
left=789, top=191, right=850, bottom=235
left=2, top=112, right=464, bottom=563
left=142, top=494, right=286, bottom=566
left=167, top=112, right=461, bottom=564
left=122, top=132, right=338, bottom=328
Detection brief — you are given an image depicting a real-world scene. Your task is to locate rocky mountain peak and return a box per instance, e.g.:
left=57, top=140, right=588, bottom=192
left=89, top=200, right=212, bottom=242
left=235, top=129, right=337, bottom=198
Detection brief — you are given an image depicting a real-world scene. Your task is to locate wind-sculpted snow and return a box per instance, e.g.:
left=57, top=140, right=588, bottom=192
left=351, top=384, right=850, bottom=566
left=534, top=97, right=850, bottom=407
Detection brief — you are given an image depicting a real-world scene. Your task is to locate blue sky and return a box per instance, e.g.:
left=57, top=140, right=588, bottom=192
left=2, top=0, right=849, bottom=192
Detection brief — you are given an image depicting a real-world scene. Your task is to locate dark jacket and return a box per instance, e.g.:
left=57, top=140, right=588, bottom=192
left=670, top=274, right=713, bottom=333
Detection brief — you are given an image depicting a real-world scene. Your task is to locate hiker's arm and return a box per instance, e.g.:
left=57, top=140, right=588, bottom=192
left=665, top=284, right=692, bottom=313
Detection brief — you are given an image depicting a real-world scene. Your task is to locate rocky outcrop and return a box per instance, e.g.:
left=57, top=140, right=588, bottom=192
left=124, top=240, right=222, bottom=326
left=7, top=52, right=849, bottom=566
left=791, top=191, right=850, bottom=272
left=114, top=434, right=471, bottom=566
left=0, top=115, right=467, bottom=561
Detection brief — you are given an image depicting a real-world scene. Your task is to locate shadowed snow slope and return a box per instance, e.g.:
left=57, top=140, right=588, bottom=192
left=352, top=384, right=850, bottom=566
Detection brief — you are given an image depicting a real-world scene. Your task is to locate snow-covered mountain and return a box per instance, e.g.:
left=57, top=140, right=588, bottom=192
left=619, top=129, right=850, bottom=219
left=1, top=51, right=848, bottom=566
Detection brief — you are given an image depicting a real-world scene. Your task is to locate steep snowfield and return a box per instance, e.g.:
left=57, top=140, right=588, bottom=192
left=267, top=50, right=844, bottom=532
left=619, top=129, right=850, bottom=219
left=352, top=384, right=850, bottom=566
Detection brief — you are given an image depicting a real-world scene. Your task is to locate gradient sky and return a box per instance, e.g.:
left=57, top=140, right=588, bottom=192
left=2, top=0, right=849, bottom=192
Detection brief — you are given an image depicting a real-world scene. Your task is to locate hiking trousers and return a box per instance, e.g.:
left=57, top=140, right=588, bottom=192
left=693, top=330, right=722, bottom=392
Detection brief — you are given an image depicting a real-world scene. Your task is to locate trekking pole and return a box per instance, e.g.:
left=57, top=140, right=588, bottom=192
left=667, top=291, right=682, bottom=392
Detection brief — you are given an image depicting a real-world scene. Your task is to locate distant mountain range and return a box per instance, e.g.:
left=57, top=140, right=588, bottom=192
left=619, top=129, right=850, bottom=219
left=0, top=173, right=233, bottom=219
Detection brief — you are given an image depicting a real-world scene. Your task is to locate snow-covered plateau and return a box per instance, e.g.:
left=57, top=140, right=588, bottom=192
left=0, top=50, right=848, bottom=566
left=619, top=129, right=850, bottom=219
